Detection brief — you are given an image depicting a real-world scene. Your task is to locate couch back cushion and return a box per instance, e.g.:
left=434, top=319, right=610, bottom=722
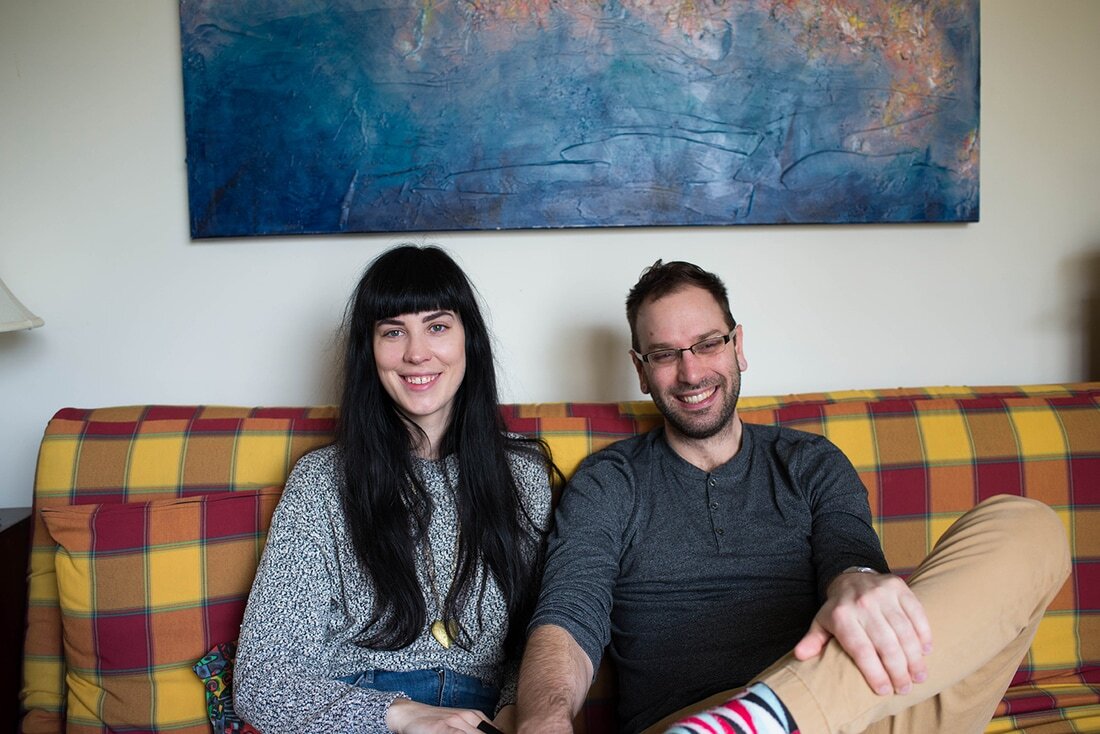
left=21, top=385, right=1100, bottom=734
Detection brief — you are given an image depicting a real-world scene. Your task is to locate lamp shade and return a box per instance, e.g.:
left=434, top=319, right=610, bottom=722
left=0, top=277, right=44, bottom=332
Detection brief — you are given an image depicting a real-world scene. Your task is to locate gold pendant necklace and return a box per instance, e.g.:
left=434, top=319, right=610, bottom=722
left=413, top=462, right=462, bottom=651
left=430, top=619, right=459, bottom=649
left=422, top=503, right=460, bottom=650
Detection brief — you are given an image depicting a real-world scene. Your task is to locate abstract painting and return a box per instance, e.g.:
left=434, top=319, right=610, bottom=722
left=180, top=0, right=979, bottom=238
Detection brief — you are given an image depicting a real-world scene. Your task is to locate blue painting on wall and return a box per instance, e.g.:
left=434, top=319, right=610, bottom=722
left=180, top=1, right=979, bottom=238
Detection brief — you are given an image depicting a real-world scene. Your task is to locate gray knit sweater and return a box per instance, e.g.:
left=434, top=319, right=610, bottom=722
left=234, top=443, right=551, bottom=733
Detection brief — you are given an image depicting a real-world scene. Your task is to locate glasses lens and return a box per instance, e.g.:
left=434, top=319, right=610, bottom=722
left=692, top=336, right=728, bottom=356
left=647, top=349, right=679, bottom=365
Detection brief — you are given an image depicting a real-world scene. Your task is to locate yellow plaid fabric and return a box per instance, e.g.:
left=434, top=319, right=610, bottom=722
left=20, top=386, right=1100, bottom=734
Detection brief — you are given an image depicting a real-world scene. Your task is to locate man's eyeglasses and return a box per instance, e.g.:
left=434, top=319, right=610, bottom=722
left=634, top=329, right=736, bottom=366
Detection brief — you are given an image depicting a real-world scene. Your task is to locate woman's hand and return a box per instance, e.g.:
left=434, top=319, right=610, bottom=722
left=385, top=698, right=492, bottom=733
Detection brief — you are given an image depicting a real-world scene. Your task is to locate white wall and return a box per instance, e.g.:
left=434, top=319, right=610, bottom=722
left=2, top=1, right=1099, bottom=509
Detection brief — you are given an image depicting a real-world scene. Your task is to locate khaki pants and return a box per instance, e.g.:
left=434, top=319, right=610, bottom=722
left=645, top=495, right=1071, bottom=734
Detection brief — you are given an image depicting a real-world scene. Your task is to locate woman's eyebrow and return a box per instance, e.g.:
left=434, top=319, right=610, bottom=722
left=376, top=311, right=454, bottom=329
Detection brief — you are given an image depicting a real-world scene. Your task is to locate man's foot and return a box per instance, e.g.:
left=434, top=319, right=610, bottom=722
left=664, top=683, right=797, bottom=734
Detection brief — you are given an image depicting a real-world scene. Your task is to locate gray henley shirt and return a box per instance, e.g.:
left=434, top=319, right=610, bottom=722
left=530, top=423, right=887, bottom=733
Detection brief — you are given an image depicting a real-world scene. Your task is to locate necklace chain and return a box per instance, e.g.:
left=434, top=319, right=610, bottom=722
left=421, top=462, right=461, bottom=649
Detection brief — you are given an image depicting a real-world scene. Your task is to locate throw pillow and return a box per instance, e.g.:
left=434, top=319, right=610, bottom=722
left=41, top=488, right=281, bottom=734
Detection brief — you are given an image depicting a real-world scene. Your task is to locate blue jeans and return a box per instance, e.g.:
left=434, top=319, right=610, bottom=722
left=339, top=668, right=500, bottom=716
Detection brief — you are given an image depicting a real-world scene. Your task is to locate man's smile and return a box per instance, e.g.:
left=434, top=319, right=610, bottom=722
left=677, top=385, right=718, bottom=406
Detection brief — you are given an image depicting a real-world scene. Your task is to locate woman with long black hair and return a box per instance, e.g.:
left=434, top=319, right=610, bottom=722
left=235, top=245, right=554, bottom=733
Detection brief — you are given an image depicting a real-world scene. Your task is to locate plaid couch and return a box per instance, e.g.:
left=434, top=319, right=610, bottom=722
left=18, top=384, right=1100, bottom=733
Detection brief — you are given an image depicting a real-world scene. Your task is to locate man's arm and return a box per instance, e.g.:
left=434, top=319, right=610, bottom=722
left=515, top=624, right=595, bottom=734
left=795, top=436, right=933, bottom=696
left=514, top=446, right=637, bottom=732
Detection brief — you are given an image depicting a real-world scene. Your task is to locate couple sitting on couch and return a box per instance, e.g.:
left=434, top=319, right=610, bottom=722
left=233, top=244, right=1070, bottom=734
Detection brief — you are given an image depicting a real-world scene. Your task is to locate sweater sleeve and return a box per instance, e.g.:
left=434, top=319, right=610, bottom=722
left=527, top=448, right=634, bottom=676
left=233, top=453, right=405, bottom=733
left=797, top=436, right=889, bottom=600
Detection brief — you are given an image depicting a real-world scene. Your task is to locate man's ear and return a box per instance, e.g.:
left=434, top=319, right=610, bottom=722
left=630, top=351, right=650, bottom=394
left=733, top=323, right=748, bottom=372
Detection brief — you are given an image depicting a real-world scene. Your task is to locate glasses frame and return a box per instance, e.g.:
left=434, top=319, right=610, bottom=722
left=633, top=328, right=737, bottom=365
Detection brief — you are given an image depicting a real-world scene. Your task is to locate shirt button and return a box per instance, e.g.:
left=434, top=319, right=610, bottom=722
left=710, top=502, right=718, bottom=510
left=716, top=528, right=725, bottom=536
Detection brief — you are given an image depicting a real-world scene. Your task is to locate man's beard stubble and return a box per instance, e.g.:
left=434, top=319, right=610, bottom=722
left=651, top=369, right=741, bottom=441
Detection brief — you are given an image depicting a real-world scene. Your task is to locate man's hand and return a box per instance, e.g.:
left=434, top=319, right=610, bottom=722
left=793, top=570, right=933, bottom=696
left=385, top=699, right=492, bottom=733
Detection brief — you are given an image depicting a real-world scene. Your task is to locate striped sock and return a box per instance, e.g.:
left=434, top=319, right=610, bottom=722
left=664, top=683, right=798, bottom=734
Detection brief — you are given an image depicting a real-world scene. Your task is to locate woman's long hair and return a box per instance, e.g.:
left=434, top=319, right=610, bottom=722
left=337, top=244, right=551, bottom=653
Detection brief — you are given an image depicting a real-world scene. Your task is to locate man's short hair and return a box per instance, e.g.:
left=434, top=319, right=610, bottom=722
left=625, top=259, right=736, bottom=351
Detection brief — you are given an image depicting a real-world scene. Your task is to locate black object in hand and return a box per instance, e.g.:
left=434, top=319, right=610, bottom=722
left=477, top=721, right=505, bottom=734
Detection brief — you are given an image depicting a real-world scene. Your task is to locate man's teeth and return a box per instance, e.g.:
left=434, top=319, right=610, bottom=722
left=681, top=389, right=714, bottom=405
left=405, top=375, right=436, bottom=385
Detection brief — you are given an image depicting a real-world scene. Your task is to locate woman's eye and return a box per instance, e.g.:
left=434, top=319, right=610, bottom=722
left=428, top=323, right=448, bottom=334
left=381, top=329, right=403, bottom=338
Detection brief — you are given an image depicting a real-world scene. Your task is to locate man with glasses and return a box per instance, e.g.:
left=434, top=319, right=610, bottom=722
left=514, top=260, right=1068, bottom=734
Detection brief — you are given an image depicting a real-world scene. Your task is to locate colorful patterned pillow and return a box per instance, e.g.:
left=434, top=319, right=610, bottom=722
left=40, top=488, right=282, bottom=734
left=193, top=641, right=261, bottom=734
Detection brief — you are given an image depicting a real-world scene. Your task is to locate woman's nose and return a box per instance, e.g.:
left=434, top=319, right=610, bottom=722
left=404, top=334, right=431, bottom=364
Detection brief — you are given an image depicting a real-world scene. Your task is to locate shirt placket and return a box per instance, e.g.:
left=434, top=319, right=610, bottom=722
left=704, top=473, right=732, bottom=552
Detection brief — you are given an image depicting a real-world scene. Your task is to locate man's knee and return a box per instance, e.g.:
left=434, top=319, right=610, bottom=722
left=967, top=494, right=1070, bottom=583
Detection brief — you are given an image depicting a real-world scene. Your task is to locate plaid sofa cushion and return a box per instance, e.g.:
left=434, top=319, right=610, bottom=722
left=39, top=489, right=281, bottom=734
left=20, top=385, right=1100, bottom=734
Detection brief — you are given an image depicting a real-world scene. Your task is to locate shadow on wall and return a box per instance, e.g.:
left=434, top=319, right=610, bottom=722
left=310, top=324, right=345, bottom=407
left=1087, top=247, right=1100, bottom=381
left=582, top=324, right=642, bottom=402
